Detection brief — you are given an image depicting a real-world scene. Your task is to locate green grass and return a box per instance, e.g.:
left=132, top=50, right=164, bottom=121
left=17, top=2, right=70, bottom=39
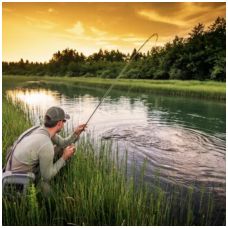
left=2, top=88, right=33, bottom=166
left=2, top=131, right=215, bottom=225
left=2, top=81, right=223, bottom=226
left=3, top=75, right=226, bottom=100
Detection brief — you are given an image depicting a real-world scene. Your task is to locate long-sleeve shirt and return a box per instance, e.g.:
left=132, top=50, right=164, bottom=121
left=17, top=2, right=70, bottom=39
left=8, top=125, right=78, bottom=182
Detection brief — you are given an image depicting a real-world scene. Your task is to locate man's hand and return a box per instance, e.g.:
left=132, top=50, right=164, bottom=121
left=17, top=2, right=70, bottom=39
left=74, top=124, right=87, bottom=137
left=61, top=145, right=75, bottom=161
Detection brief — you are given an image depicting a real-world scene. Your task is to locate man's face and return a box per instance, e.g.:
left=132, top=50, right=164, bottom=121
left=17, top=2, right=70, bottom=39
left=56, top=120, right=66, bottom=133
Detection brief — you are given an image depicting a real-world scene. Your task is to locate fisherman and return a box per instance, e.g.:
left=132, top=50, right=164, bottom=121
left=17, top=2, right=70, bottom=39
left=4, top=106, right=87, bottom=197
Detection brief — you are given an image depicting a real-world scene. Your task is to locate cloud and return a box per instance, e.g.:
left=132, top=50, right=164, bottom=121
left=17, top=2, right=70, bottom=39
left=65, top=23, right=118, bottom=43
left=36, top=8, right=58, bottom=14
left=96, top=18, right=105, bottom=27
left=53, top=33, right=77, bottom=43
left=138, top=2, right=219, bottom=30
left=36, top=11, right=48, bottom=14
left=138, top=10, right=186, bottom=26
left=104, top=45, right=118, bottom=50
left=25, top=16, right=36, bottom=22
left=43, top=21, right=57, bottom=26
left=122, top=38, right=145, bottom=42
left=96, top=3, right=118, bottom=12
left=36, top=24, right=55, bottom=29
left=91, top=27, right=107, bottom=36
left=48, top=8, right=58, bottom=13
left=76, top=36, right=118, bottom=42
left=12, top=13, right=20, bottom=17
left=96, top=41, right=109, bottom=45
left=66, top=22, right=84, bottom=36
left=184, top=4, right=226, bottom=27
left=25, top=17, right=57, bottom=29
left=2, top=8, right=13, bottom=13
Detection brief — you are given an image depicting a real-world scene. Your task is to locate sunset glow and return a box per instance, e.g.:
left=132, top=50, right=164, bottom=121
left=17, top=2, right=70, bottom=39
left=2, top=2, right=226, bottom=63
left=7, top=89, right=57, bottom=107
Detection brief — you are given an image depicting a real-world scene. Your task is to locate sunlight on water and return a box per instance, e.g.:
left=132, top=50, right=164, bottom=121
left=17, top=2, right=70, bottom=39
left=7, top=89, right=58, bottom=107
left=6, top=89, right=64, bottom=125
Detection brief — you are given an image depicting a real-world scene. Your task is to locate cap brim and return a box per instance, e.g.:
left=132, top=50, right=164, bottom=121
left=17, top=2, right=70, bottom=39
left=65, top=113, right=70, bottom=119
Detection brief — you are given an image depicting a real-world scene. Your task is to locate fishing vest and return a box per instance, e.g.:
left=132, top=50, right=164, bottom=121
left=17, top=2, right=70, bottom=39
left=3, top=125, right=48, bottom=173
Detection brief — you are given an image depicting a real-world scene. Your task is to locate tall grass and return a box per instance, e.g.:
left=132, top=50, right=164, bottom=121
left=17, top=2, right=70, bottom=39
left=3, top=76, right=226, bottom=100
left=2, top=87, right=33, bottom=166
left=2, top=134, right=216, bottom=225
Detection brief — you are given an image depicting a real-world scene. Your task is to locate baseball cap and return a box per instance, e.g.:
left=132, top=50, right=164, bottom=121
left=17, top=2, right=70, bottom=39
left=45, top=106, right=70, bottom=122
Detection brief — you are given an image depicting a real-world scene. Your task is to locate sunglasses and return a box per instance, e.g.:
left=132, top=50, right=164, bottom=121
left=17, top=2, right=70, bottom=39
left=62, top=119, right=67, bottom=123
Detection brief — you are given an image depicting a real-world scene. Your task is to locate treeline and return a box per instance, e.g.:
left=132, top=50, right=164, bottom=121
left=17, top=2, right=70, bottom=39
left=2, top=17, right=226, bottom=81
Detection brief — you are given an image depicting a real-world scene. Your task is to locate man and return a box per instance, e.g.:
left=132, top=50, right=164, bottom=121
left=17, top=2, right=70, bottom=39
left=5, top=106, right=87, bottom=196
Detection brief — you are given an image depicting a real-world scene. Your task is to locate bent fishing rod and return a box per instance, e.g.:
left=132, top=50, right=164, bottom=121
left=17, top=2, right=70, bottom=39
left=78, top=33, right=158, bottom=134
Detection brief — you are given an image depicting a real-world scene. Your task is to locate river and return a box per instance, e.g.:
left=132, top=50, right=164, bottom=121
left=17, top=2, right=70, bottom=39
left=7, top=80, right=226, bottom=225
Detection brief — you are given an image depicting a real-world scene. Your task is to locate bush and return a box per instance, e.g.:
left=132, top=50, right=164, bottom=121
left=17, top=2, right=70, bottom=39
left=153, top=69, right=170, bottom=79
left=68, top=61, right=77, bottom=72
left=125, top=68, right=140, bottom=78
left=66, top=70, right=76, bottom=77
left=36, top=71, right=45, bottom=76
left=84, top=72, right=95, bottom=77
left=45, top=71, right=53, bottom=76
left=96, top=70, right=104, bottom=77
left=100, top=70, right=110, bottom=78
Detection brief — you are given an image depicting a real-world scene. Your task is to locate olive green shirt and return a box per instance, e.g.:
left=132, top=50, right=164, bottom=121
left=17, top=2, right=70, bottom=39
left=12, top=126, right=78, bottom=182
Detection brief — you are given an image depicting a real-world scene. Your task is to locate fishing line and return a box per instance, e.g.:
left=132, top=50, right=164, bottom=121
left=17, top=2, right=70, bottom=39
left=81, top=33, right=158, bottom=130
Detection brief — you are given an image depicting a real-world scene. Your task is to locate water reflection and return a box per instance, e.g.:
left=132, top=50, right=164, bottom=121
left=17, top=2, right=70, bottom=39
left=7, top=89, right=58, bottom=108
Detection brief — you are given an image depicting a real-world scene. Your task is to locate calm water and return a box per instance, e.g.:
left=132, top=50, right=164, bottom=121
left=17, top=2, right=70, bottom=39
left=7, top=81, right=226, bottom=224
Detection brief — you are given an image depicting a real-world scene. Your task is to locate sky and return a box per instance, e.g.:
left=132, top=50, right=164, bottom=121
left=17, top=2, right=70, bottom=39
left=2, top=2, right=226, bottom=63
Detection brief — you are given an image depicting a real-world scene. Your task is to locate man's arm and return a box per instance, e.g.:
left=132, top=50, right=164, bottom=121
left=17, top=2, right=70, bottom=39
left=51, top=124, right=87, bottom=148
left=38, top=143, right=66, bottom=182
left=51, top=133, right=77, bottom=148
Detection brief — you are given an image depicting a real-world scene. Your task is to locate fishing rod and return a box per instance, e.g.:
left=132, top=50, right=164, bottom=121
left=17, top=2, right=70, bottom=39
left=126, top=34, right=158, bottom=97
left=77, top=33, right=158, bottom=134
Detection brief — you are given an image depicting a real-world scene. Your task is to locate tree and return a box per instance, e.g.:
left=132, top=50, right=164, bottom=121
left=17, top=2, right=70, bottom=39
left=2, top=17, right=226, bottom=81
left=19, top=58, right=25, bottom=69
left=130, top=48, right=142, bottom=61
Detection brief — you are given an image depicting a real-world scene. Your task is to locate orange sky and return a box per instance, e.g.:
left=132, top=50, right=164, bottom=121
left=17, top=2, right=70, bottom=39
left=2, top=2, right=226, bottom=63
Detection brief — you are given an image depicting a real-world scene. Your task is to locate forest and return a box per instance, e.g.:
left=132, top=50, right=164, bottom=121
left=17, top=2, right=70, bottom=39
left=2, top=17, right=226, bottom=81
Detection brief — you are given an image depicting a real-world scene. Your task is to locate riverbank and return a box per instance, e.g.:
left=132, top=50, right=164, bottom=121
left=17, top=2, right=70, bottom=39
left=3, top=76, right=226, bottom=100
left=2, top=81, right=220, bottom=225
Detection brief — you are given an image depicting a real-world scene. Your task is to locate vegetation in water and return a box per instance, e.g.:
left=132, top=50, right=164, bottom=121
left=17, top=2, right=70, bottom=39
left=2, top=17, right=226, bottom=81
left=2, top=81, right=225, bottom=226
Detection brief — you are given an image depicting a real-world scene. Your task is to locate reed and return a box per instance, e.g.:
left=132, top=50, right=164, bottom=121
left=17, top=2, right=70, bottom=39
left=2, top=138, right=216, bottom=225
left=2, top=78, right=223, bottom=226
left=2, top=88, right=33, bottom=166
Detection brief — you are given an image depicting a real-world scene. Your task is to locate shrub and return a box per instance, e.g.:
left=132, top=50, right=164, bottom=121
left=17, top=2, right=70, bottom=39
left=84, top=72, right=95, bottom=77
